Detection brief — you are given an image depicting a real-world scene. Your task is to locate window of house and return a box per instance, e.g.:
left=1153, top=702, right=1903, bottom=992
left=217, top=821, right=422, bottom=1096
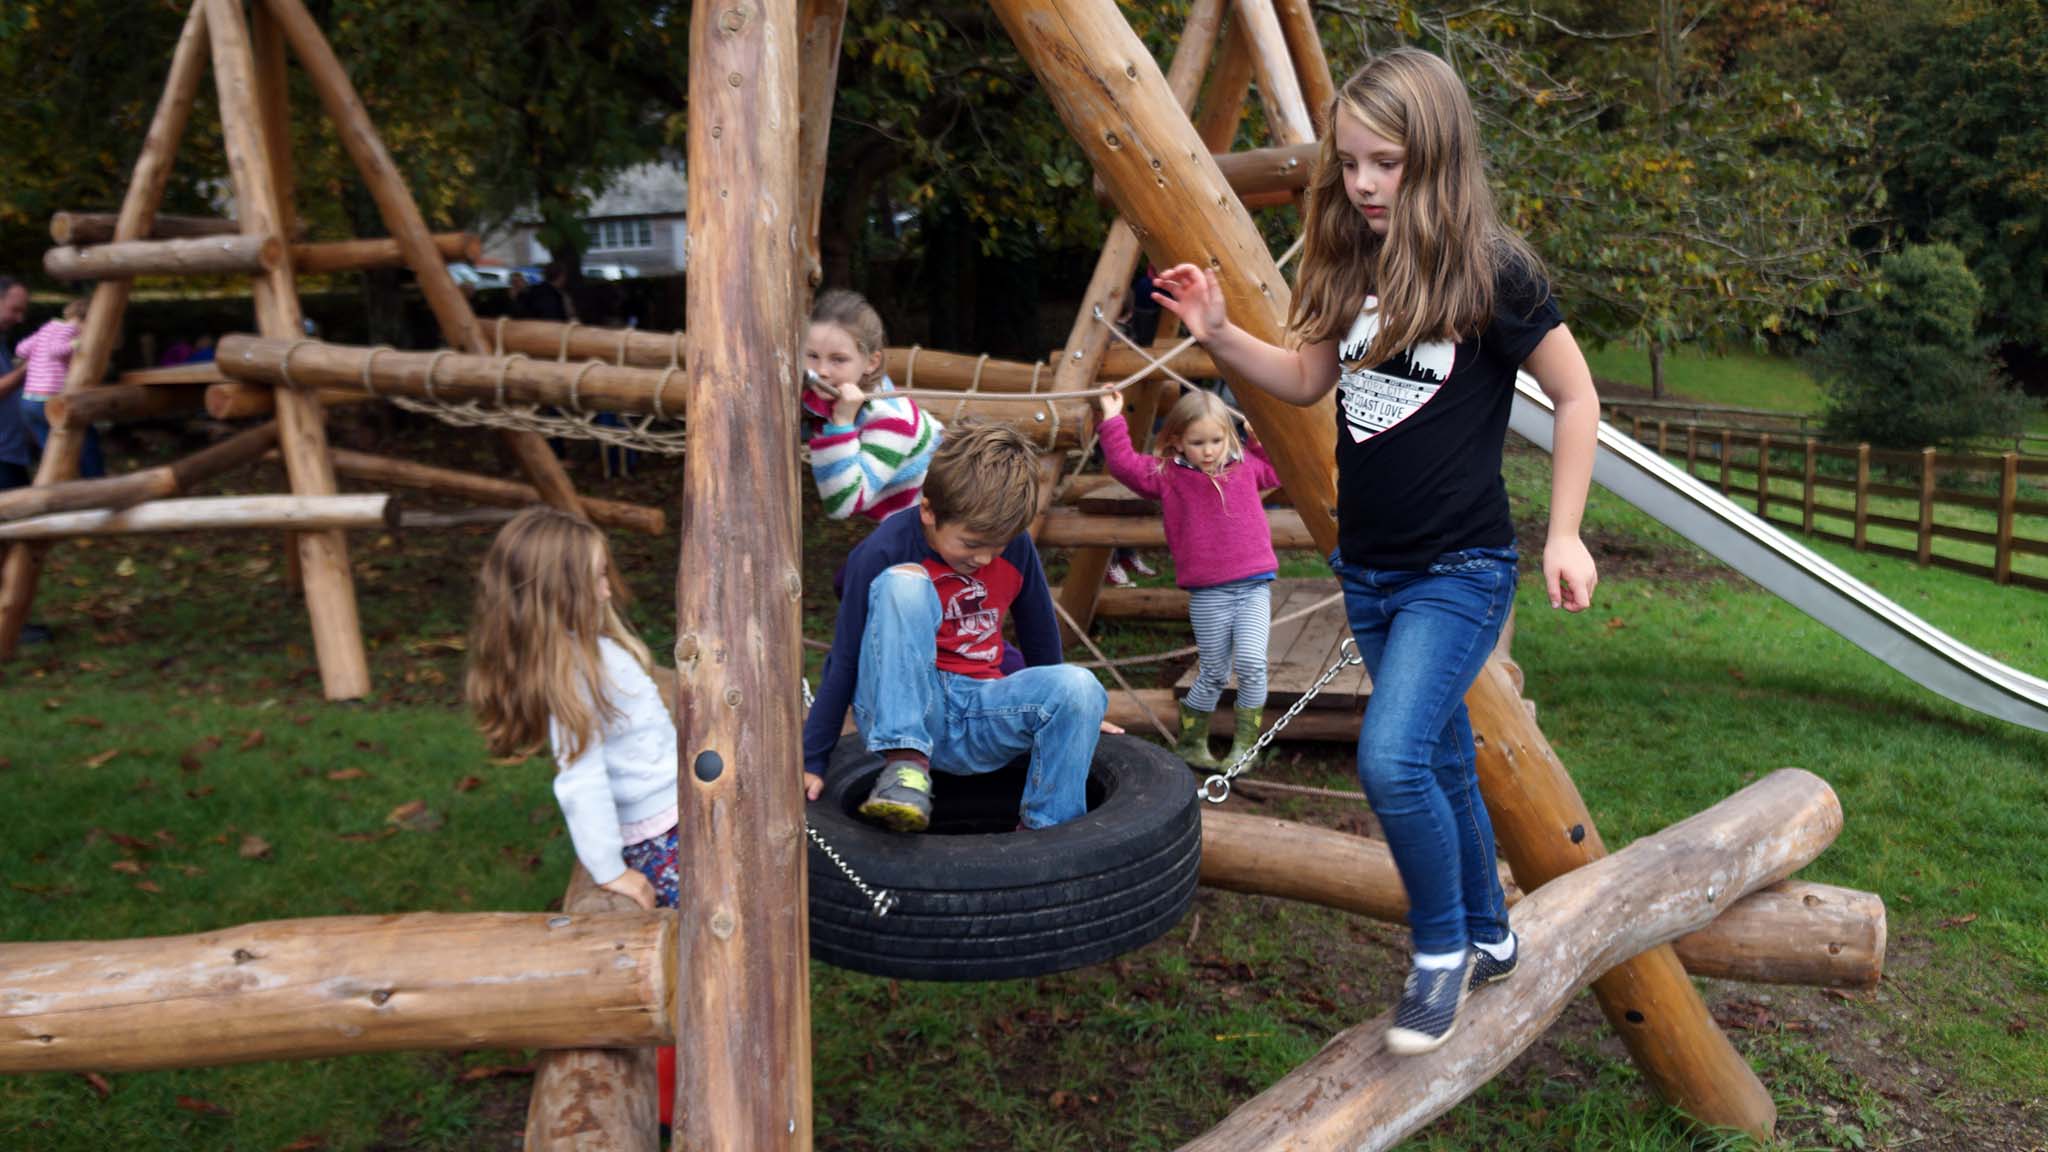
left=588, top=219, right=654, bottom=251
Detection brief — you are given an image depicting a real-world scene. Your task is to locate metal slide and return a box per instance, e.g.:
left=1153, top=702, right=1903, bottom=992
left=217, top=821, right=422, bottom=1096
left=1510, top=376, right=2048, bottom=734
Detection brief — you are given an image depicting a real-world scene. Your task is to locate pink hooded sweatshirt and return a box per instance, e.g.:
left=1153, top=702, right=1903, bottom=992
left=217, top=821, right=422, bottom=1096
left=1098, top=412, right=1281, bottom=589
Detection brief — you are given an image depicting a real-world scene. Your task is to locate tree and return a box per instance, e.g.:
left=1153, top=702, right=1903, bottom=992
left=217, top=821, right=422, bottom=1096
left=1816, top=243, right=2032, bottom=450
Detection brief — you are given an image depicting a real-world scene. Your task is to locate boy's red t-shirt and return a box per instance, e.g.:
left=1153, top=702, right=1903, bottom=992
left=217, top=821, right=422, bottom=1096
left=919, top=560, right=1026, bottom=677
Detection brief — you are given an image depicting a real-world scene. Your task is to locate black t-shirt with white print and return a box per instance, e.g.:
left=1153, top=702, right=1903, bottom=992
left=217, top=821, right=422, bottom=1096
left=1332, top=258, right=1561, bottom=570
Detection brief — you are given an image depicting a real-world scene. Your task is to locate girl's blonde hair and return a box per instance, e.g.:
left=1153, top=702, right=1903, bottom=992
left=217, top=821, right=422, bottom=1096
left=810, top=289, right=887, bottom=389
left=1290, top=48, right=1541, bottom=367
left=465, top=506, right=652, bottom=764
left=1157, top=389, right=1243, bottom=463
left=62, top=298, right=87, bottom=322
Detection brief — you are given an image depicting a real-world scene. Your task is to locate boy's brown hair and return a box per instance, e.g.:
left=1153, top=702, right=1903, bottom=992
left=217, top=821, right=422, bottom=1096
left=920, top=419, right=1041, bottom=539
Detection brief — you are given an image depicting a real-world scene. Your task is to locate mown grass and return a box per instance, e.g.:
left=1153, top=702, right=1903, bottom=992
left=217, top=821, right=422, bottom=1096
left=4, top=424, right=2047, bottom=1149
left=1584, top=345, right=1824, bottom=413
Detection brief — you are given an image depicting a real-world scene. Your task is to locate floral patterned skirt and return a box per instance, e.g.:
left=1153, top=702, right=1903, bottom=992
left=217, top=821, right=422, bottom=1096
left=621, top=824, right=680, bottom=909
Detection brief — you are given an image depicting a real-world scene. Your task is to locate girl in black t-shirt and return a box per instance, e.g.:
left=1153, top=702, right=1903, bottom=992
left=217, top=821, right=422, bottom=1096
left=1152, top=48, right=1600, bottom=1055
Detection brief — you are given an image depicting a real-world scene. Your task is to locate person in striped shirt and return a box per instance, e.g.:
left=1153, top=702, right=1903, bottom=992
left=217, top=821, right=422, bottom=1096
left=16, top=298, right=103, bottom=478
left=802, top=289, right=942, bottom=522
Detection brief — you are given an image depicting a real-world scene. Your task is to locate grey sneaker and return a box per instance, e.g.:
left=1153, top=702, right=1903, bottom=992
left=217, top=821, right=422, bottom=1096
left=858, top=763, right=933, bottom=832
left=1385, top=958, right=1472, bottom=1055
left=1468, top=932, right=1518, bottom=990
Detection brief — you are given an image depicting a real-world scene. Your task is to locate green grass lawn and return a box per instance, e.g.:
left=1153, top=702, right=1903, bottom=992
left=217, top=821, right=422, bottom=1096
left=1584, top=345, right=1826, bottom=413
left=4, top=425, right=2047, bottom=1149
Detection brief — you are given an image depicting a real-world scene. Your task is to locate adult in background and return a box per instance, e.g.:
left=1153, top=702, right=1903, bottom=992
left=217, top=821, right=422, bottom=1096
left=0, top=275, right=53, bottom=645
left=517, top=260, right=576, bottom=323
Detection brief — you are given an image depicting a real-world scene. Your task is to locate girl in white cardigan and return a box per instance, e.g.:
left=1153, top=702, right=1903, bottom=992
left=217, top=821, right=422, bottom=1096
left=466, top=507, right=678, bottom=910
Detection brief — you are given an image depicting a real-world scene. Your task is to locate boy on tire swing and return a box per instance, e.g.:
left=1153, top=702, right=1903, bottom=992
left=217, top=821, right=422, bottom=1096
left=802, top=421, right=1121, bottom=832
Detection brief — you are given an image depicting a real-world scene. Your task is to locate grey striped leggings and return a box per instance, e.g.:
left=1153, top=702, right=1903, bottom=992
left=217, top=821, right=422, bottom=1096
left=1184, top=578, right=1272, bottom=712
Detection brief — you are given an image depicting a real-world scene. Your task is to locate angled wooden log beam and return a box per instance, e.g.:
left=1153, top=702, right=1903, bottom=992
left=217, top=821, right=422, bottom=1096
left=47, top=383, right=208, bottom=427
left=522, top=866, right=661, bottom=1152
left=1200, top=810, right=1885, bottom=988
left=0, top=423, right=279, bottom=524
left=0, top=0, right=210, bottom=663
left=1271, top=0, right=1335, bottom=131
left=1178, top=769, right=1842, bottom=1152
left=1052, top=584, right=1190, bottom=619
left=328, top=449, right=667, bottom=536
left=796, top=0, right=849, bottom=297
left=0, top=494, right=398, bottom=541
left=990, top=0, right=1340, bottom=552
left=291, top=232, right=479, bottom=275
left=45, top=234, right=283, bottom=280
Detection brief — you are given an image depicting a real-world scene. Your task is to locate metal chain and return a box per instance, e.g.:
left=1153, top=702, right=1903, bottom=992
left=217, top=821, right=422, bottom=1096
left=1200, top=638, right=1360, bottom=805
left=799, top=676, right=896, bottom=917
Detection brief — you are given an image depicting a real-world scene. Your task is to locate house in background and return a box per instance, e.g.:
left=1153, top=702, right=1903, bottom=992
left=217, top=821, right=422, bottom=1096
left=482, top=160, right=687, bottom=278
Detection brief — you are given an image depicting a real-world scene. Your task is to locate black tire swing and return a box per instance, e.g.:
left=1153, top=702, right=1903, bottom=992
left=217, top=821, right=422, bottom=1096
left=806, top=733, right=1202, bottom=982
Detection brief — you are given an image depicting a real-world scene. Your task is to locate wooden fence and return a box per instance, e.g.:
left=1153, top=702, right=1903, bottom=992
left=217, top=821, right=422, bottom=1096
left=1603, top=397, right=2048, bottom=458
left=1612, top=414, right=2048, bottom=593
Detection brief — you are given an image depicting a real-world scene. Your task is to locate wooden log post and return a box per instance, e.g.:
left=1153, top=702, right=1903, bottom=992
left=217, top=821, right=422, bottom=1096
left=674, top=0, right=809, bottom=1147
left=257, top=0, right=613, bottom=599
left=44, top=234, right=283, bottom=280
left=1995, top=452, right=2019, bottom=584
left=1467, top=660, right=1777, bottom=1136
left=990, top=0, right=1340, bottom=550
left=208, top=0, right=371, bottom=701
left=1719, top=428, right=1732, bottom=493
left=1803, top=437, right=1818, bottom=534
left=1271, top=0, right=1335, bottom=130
left=0, top=423, right=279, bottom=523
left=796, top=0, right=849, bottom=297
left=1199, top=810, right=1885, bottom=988
left=0, top=911, right=674, bottom=1075
left=1685, top=423, right=1697, bottom=476
left=1232, top=0, right=1315, bottom=158
left=328, top=449, right=666, bottom=535
left=1853, top=443, right=1870, bottom=550
left=291, top=232, right=479, bottom=275
left=0, top=494, right=399, bottom=541
left=523, top=867, right=661, bottom=1152
left=1756, top=432, right=1772, bottom=518
left=49, top=210, right=249, bottom=246
left=0, top=1, right=210, bottom=663
left=1917, top=446, right=1936, bottom=566
left=1176, top=770, right=1840, bottom=1152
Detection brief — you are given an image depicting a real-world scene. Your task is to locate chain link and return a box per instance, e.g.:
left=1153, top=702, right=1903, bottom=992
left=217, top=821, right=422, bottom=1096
left=799, top=676, right=896, bottom=917
left=1200, top=638, right=1360, bottom=805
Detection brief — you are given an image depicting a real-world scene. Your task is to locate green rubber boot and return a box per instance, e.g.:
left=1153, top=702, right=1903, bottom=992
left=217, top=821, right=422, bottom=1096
left=1225, top=706, right=1266, bottom=771
left=1176, top=701, right=1220, bottom=770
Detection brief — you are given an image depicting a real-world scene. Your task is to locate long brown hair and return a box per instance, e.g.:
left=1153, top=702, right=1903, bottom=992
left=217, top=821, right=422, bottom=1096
left=465, top=506, right=652, bottom=763
left=1289, top=48, right=1541, bottom=366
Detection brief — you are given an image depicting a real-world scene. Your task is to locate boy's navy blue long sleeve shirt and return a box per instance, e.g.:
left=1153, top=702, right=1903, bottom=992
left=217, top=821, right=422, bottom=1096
left=803, top=508, right=1063, bottom=778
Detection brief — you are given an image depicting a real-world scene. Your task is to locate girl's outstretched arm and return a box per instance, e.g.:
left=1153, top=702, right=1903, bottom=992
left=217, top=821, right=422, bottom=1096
left=1524, top=325, right=1600, bottom=612
left=1151, top=264, right=1339, bottom=406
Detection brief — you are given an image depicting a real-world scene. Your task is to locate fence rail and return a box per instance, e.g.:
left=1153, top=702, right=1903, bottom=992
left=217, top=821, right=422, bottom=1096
left=1610, top=415, right=2048, bottom=593
left=1602, top=397, right=2048, bottom=457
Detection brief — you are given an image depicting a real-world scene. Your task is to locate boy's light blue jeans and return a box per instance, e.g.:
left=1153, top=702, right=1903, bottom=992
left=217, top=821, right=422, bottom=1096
left=853, top=565, right=1107, bottom=829
left=1332, top=545, right=1517, bottom=956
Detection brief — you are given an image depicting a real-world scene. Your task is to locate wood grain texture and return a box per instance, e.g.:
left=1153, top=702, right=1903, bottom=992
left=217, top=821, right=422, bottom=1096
left=328, top=450, right=666, bottom=536
left=0, top=494, right=397, bottom=541
left=0, top=423, right=278, bottom=524
left=44, top=234, right=280, bottom=279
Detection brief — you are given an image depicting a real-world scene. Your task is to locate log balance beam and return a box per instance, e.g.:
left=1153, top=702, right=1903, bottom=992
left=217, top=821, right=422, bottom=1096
left=0, top=494, right=397, bottom=541
left=0, top=772, right=1875, bottom=1077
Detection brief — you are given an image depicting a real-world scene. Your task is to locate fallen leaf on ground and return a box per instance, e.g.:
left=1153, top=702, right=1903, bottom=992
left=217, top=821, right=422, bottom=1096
left=454, top=775, right=484, bottom=793
left=133, top=880, right=162, bottom=894
left=239, top=835, right=273, bottom=860
left=338, top=829, right=397, bottom=843
left=67, top=715, right=106, bottom=729
left=276, top=1137, right=326, bottom=1152
left=1937, top=913, right=1978, bottom=929
left=107, top=832, right=155, bottom=852
left=239, top=729, right=267, bottom=751
left=386, top=801, right=443, bottom=831
left=174, top=1095, right=232, bottom=1117
left=109, top=860, right=147, bottom=875
left=326, top=768, right=370, bottom=782
left=2008, top=1016, right=2029, bottom=1037
left=76, top=1072, right=112, bottom=1100
left=82, top=749, right=121, bottom=769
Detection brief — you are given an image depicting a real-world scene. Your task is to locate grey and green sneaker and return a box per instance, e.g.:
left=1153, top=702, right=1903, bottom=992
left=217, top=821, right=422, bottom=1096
left=858, top=762, right=933, bottom=832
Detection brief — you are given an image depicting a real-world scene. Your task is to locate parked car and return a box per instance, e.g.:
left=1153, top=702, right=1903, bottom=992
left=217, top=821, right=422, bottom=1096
left=581, top=262, right=641, bottom=281
left=447, top=263, right=512, bottom=290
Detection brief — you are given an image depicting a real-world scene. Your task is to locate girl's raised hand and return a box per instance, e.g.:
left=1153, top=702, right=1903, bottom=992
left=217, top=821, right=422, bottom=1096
left=830, top=379, right=868, bottom=426
left=601, top=869, right=658, bottom=911
left=1543, top=534, right=1598, bottom=612
left=1151, top=264, right=1227, bottom=343
left=1099, top=390, right=1125, bottom=420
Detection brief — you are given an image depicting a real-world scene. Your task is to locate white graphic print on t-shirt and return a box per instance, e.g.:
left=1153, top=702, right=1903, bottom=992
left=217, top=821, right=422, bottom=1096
left=1335, top=299, right=1457, bottom=444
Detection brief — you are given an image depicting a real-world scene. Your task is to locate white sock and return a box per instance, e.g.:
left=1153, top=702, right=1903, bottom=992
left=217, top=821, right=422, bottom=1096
left=1412, top=949, right=1466, bottom=971
left=1474, top=934, right=1516, bottom=962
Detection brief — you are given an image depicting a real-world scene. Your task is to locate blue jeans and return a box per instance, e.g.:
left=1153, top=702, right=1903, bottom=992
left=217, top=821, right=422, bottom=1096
left=853, top=565, right=1107, bottom=829
left=21, top=397, right=104, bottom=479
left=1333, top=545, right=1517, bottom=955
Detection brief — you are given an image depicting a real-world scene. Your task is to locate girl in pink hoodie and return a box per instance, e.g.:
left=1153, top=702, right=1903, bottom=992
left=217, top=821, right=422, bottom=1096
left=1098, top=387, right=1280, bottom=770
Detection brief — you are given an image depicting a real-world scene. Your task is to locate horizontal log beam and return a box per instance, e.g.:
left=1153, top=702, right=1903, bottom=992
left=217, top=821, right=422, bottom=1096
left=47, top=384, right=209, bottom=427
left=116, top=362, right=228, bottom=387
left=1037, top=506, right=1313, bottom=548
left=328, top=449, right=666, bottom=535
left=1178, top=769, right=1844, bottom=1152
left=49, top=211, right=305, bottom=246
left=1052, top=584, right=1190, bottom=619
left=1200, top=810, right=1884, bottom=988
left=45, top=234, right=282, bottom=280
left=0, top=910, right=672, bottom=1074
left=292, top=232, right=478, bottom=275
left=0, top=494, right=397, bottom=541
left=0, top=423, right=279, bottom=523
left=202, top=383, right=366, bottom=420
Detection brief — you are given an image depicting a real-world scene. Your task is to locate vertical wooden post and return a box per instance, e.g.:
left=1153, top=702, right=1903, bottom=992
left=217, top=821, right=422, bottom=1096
left=1233, top=0, right=1314, bottom=146
left=1631, top=414, right=1643, bottom=444
left=209, top=0, right=370, bottom=700
left=0, top=1, right=209, bottom=662
left=796, top=0, right=849, bottom=299
left=675, top=1, right=808, bottom=1148
left=252, top=0, right=303, bottom=600
left=1916, top=447, right=1936, bottom=566
left=1756, top=433, right=1771, bottom=519
left=1467, top=661, right=1777, bottom=1138
left=1995, top=452, right=2018, bottom=584
left=1051, top=0, right=1227, bottom=638
left=1270, top=0, right=1335, bottom=130
left=1718, top=429, right=1731, bottom=494
left=1802, top=438, right=1817, bottom=535
left=989, top=0, right=1340, bottom=548
left=1684, top=424, right=1697, bottom=477
left=1853, top=443, right=1870, bottom=551
left=1656, top=419, right=1668, bottom=456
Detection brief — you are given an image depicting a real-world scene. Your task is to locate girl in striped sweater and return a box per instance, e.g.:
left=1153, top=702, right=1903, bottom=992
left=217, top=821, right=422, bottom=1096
left=803, top=290, right=942, bottom=521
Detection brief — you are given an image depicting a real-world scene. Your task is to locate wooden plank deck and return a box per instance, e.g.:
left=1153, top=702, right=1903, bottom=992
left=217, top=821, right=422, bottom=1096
left=1173, top=578, right=1370, bottom=711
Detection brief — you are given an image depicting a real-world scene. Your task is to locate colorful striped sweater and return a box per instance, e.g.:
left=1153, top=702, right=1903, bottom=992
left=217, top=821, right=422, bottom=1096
left=803, top=375, right=943, bottom=522
left=15, top=319, right=79, bottom=399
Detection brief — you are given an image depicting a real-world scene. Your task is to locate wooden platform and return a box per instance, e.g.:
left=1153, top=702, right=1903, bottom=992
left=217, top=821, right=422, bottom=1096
left=1173, top=578, right=1370, bottom=711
